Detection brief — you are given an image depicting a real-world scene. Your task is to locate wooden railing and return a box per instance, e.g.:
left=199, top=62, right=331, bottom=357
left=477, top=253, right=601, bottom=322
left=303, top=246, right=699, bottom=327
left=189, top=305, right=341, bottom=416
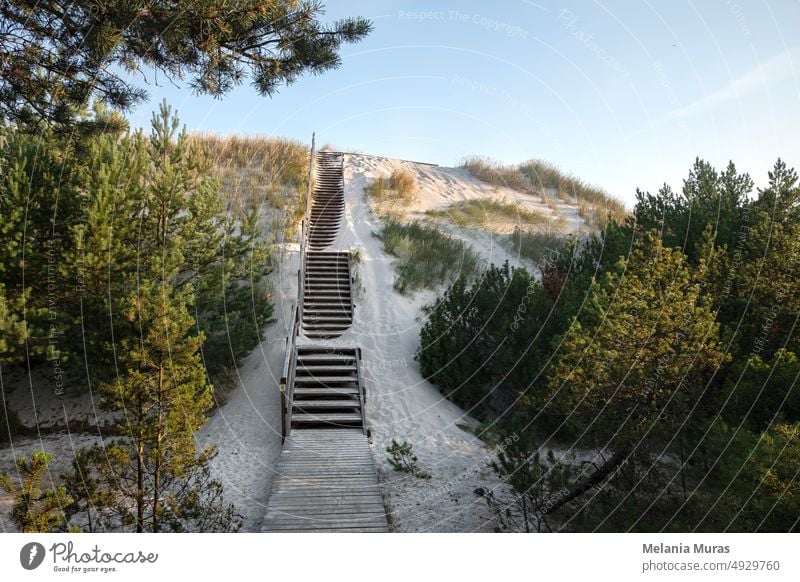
left=347, top=251, right=357, bottom=319
left=280, top=134, right=316, bottom=441
left=355, top=347, right=367, bottom=435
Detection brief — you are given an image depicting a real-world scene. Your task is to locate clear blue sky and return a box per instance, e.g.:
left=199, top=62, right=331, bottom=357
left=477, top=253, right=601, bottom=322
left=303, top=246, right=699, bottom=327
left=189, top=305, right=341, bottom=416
left=127, top=1, right=800, bottom=206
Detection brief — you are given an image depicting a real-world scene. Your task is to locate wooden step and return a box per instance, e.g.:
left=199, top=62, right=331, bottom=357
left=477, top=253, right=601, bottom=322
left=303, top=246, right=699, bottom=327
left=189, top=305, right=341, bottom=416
left=296, top=365, right=358, bottom=373
left=293, top=387, right=359, bottom=398
left=303, top=317, right=353, bottom=325
left=293, top=400, right=360, bottom=410
left=296, top=354, right=356, bottom=363
left=291, top=412, right=363, bottom=425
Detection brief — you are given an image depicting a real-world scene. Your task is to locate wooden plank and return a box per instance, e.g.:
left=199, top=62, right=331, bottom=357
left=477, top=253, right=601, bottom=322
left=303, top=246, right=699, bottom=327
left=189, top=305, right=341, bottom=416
left=274, top=461, right=375, bottom=468
left=268, top=492, right=383, bottom=501
left=263, top=525, right=389, bottom=533
left=292, top=400, right=360, bottom=408
left=263, top=347, right=388, bottom=532
left=265, top=516, right=386, bottom=529
left=267, top=502, right=386, bottom=512
left=264, top=511, right=388, bottom=521
left=275, top=465, right=375, bottom=471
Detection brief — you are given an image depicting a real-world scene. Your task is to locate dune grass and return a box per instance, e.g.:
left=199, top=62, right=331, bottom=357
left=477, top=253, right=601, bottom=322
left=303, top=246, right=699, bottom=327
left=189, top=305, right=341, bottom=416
left=462, top=155, right=528, bottom=191
left=427, top=197, right=550, bottom=230
left=462, top=155, right=627, bottom=230
left=379, top=220, right=480, bottom=294
left=509, top=228, right=566, bottom=265
left=190, top=133, right=309, bottom=238
left=365, top=167, right=420, bottom=217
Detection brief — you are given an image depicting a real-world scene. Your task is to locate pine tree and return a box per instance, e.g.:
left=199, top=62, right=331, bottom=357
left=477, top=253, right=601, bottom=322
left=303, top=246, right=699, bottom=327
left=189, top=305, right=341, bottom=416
left=0, top=1, right=372, bottom=132
left=417, top=263, right=556, bottom=417
left=633, top=158, right=753, bottom=264
left=0, top=129, right=81, bottom=363
left=64, top=105, right=240, bottom=532
left=0, top=451, right=73, bottom=532
left=542, top=233, right=724, bottom=513
left=732, top=160, right=800, bottom=358
left=0, top=283, right=26, bottom=363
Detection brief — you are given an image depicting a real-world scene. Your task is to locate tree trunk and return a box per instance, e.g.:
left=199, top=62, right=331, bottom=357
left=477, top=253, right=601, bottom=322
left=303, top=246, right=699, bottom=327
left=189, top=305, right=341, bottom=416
left=136, top=439, right=144, bottom=533
left=153, top=364, right=164, bottom=533
left=543, top=450, right=629, bottom=516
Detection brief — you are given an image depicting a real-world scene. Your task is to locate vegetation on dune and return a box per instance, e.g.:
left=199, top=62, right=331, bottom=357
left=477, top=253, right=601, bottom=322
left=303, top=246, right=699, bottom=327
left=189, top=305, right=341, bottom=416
left=462, top=155, right=627, bottom=230
left=419, top=157, right=800, bottom=532
left=386, top=440, right=431, bottom=480
left=190, top=134, right=309, bottom=240
left=379, top=220, right=479, bottom=294
left=509, top=229, right=566, bottom=265
left=461, top=155, right=529, bottom=191
left=365, top=167, right=420, bottom=217
left=427, top=197, right=552, bottom=231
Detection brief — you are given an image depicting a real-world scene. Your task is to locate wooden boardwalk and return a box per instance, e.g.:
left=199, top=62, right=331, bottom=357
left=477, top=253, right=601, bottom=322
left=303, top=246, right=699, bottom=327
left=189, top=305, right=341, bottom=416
left=261, top=429, right=389, bottom=532
left=265, top=146, right=388, bottom=532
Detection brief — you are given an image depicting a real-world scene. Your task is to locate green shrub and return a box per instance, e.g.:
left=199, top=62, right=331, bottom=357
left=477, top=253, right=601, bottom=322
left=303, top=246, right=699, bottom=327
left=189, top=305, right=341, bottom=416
left=0, top=451, right=72, bottom=532
left=721, top=349, right=800, bottom=430
left=386, top=439, right=430, bottom=479
left=417, top=262, right=559, bottom=417
left=379, top=220, right=479, bottom=293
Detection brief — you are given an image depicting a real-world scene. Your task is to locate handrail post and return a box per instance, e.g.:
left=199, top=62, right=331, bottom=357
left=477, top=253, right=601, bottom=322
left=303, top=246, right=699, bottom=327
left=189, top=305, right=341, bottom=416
left=279, top=385, right=287, bottom=442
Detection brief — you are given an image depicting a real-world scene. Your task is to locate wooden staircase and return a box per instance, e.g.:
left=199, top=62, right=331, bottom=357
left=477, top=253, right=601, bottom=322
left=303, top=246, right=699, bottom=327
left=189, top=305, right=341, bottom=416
left=290, top=346, right=365, bottom=430
left=302, top=251, right=354, bottom=339
left=266, top=140, right=388, bottom=533
left=308, top=151, right=344, bottom=250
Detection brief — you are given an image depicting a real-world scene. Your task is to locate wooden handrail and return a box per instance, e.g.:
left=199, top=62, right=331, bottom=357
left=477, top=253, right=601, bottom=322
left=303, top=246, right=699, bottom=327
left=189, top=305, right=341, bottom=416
left=280, top=301, right=297, bottom=387
left=347, top=251, right=356, bottom=318
left=297, top=134, right=315, bottom=332
left=280, top=133, right=316, bottom=440
left=284, top=304, right=300, bottom=437
left=355, top=347, right=367, bottom=435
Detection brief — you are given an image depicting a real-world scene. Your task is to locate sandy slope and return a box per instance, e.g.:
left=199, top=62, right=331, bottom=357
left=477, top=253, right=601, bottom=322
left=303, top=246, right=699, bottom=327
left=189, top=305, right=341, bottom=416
left=196, top=243, right=298, bottom=532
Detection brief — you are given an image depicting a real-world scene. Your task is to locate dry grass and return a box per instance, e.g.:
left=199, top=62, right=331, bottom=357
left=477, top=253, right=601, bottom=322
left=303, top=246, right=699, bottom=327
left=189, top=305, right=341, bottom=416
left=461, top=156, right=528, bottom=191
left=390, top=167, right=417, bottom=198
left=190, top=133, right=309, bottom=240
left=365, top=167, right=420, bottom=217
left=462, top=156, right=627, bottom=231
left=520, top=159, right=626, bottom=229
left=427, top=197, right=551, bottom=232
